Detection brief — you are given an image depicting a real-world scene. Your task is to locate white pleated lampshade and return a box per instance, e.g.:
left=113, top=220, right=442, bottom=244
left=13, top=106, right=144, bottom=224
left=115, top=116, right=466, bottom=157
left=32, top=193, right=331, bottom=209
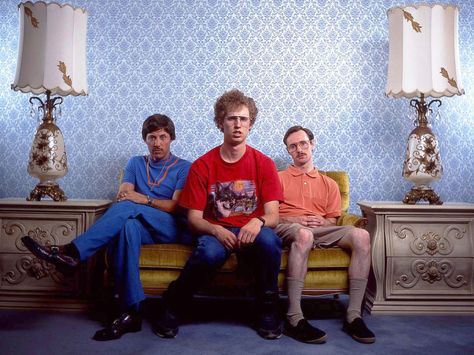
left=11, top=1, right=88, bottom=96
left=386, top=4, right=464, bottom=99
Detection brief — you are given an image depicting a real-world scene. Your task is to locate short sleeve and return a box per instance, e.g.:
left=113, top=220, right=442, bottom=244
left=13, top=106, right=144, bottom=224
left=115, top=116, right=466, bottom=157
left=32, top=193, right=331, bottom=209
left=260, top=156, right=283, bottom=203
left=122, top=157, right=138, bottom=185
left=324, top=179, right=342, bottom=218
left=178, top=161, right=208, bottom=211
left=175, top=160, right=191, bottom=190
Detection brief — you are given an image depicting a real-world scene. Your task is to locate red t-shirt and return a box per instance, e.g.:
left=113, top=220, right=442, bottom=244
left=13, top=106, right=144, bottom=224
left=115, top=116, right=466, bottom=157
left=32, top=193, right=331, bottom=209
left=179, top=145, right=283, bottom=228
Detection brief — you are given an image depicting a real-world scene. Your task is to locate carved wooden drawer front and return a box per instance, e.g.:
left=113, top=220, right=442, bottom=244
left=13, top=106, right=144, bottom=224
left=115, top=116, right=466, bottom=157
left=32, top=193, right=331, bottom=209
left=358, top=201, right=474, bottom=314
left=385, top=216, right=473, bottom=298
left=386, top=217, right=472, bottom=258
left=0, top=198, right=111, bottom=310
left=1, top=214, right=80, bottom=294
left=387, top=257, right=472, bottom=297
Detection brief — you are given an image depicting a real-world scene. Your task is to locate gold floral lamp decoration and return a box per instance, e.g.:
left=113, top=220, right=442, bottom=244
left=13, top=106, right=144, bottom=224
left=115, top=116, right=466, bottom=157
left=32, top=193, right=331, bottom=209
left=11, top=1, right=88, bottom=201
left=386, top=4, right=465, bottom=205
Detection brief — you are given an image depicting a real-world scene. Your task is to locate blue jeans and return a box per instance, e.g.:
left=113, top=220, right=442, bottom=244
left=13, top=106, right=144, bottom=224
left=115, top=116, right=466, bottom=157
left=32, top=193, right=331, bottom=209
left=72, top=201, right=192, bottom=309
left=169, top=226, right=282, bottom=301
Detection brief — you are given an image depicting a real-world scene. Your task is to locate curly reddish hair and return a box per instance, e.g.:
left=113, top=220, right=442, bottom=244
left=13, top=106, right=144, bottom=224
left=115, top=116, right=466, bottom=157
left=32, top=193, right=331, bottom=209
left=214, top=89, right=258, bottom=130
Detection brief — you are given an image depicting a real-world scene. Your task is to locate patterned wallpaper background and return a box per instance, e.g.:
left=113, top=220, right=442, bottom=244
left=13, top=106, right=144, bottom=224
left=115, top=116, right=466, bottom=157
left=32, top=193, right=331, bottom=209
left=1, top=0, right=473, bottom=213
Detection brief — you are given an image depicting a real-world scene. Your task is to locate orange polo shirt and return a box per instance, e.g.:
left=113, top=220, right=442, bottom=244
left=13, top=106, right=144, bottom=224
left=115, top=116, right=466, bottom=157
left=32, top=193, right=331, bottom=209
left=278, top=165, right=341, bottom=219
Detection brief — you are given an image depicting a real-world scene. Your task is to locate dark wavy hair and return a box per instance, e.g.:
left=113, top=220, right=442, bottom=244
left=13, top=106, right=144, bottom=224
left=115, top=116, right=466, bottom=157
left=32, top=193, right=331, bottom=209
left=283, top=125, right=315, bottom=146
left=214, top=89, right=258, bottom=130
left=142, top=114, right=176, bottom=141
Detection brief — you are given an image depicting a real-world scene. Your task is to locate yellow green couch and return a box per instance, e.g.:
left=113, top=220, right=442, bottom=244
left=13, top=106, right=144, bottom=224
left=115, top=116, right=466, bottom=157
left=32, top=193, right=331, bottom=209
left=138, top=171, right=366, bottom=297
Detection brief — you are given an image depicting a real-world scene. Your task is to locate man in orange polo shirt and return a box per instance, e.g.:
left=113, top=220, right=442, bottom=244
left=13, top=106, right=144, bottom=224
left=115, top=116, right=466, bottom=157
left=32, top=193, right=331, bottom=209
left=275, top=125, right=375, bottom=344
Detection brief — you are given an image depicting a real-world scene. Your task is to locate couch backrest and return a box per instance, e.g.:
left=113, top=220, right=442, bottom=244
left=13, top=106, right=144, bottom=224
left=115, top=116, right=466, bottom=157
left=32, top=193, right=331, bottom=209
left=319, top=171, right=349, bottom=213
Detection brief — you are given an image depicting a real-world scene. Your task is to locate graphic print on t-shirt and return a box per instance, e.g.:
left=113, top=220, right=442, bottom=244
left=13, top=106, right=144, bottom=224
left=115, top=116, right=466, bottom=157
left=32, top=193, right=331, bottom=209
left=209, top=180, right=258, bottom=218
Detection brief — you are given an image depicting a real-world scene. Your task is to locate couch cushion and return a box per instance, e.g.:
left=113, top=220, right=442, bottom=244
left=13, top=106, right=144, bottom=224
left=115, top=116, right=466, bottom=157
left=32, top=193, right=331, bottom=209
left=140, top=244, right=238, bottom=272
left=140, top=244, right=350, bottom=271
left=139, top=244, right=350, bottom=296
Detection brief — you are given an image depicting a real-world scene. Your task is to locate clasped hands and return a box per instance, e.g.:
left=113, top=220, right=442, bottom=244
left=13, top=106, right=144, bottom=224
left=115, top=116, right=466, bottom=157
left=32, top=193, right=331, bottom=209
left=116, top=190, right=146, bottom=204
left=298, top=214, right=327, bottom=228
left=214, top=218, right=262, bottom=251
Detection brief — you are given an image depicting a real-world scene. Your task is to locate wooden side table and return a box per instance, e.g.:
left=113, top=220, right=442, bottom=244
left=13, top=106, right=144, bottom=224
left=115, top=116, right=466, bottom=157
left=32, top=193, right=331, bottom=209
left=0, top=198, right=112, bottom=310
left=358, top=201, right=474, bottom=314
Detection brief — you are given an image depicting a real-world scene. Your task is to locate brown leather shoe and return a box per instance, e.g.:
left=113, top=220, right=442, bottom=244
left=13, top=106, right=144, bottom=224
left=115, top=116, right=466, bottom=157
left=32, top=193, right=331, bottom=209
left=21, top=236, right=79, bottom=275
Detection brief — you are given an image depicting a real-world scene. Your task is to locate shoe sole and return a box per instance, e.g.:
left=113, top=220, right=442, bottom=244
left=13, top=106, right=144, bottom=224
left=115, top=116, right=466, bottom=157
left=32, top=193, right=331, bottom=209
left=92, top=325, right=142, bottom=341
left=257, top=328, right=282, bottom=340
left=351, top=335, right=375, bottom=344
left=342, top=324, right=376, bottom=344
left=153, top=328, right=178, bottom=339
left=283, top=329, right=328, bottom=344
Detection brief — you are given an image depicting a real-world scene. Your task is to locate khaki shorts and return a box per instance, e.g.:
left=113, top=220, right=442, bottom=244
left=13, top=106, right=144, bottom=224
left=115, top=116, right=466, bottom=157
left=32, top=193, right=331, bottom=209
left=274, top=223, right=356, bottom=249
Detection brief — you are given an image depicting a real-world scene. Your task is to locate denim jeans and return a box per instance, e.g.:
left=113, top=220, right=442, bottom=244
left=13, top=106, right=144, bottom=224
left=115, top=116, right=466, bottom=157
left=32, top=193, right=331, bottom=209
left=72, top=201, right=191, bottom=308
left=170, top=226, right=282, bottom=301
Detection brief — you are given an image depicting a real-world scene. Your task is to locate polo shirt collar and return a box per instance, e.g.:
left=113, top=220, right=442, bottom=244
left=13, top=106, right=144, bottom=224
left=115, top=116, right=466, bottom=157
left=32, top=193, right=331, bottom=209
left=288, top=165, right=319, bottom=178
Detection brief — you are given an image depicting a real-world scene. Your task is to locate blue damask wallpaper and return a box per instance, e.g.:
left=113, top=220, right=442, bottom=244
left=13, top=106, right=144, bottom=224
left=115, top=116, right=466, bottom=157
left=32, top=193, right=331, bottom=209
left=1, top=0, right=473, bottom=212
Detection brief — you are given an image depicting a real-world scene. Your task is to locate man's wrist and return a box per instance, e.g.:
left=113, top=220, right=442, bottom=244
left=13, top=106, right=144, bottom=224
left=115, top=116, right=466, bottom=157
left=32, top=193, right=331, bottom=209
left=256, top=216, right=266, bottom=227
left=146, top=195, right=154, bottom=206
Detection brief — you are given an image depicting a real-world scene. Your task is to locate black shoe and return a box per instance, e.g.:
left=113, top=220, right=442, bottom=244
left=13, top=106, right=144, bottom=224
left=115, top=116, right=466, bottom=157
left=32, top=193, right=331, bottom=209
left=257, top=310, right=282, bottom=340
left=284, top=319, right=327, bottom=344
left=92, top=312, right=142, bottom=341
left=153, top=308, right=179, bottom=338
left=21, top=236, right=78, bottom=275
left=256, top=291, right=282, bottom=340
left=343, top=318, right=375, bottom=344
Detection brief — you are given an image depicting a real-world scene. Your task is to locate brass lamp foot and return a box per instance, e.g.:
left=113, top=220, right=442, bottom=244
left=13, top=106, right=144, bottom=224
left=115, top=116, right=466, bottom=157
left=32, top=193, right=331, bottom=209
left=27, top=183, right=67, bottom=202
left=403, top=187, right=442, bottom=205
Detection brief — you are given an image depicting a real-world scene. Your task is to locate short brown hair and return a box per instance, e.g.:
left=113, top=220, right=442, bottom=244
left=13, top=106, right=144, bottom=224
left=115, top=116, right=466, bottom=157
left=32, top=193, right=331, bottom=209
left=214, top=89, right=258, bottom=130
left=142, top=114, right=176, bottom=141
left=283, top=125, right=315, bottom=145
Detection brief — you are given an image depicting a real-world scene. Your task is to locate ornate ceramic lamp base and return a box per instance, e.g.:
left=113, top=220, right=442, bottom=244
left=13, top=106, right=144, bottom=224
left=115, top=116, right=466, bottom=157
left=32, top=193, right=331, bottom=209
left=27, top=183, right=67, bottom=202
left=403, top=187, right=442, bottom=205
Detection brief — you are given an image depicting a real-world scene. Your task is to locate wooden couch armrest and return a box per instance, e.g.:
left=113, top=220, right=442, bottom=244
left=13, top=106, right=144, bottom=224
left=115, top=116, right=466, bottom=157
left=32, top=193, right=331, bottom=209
left=336, top=212, right=368, bottom=229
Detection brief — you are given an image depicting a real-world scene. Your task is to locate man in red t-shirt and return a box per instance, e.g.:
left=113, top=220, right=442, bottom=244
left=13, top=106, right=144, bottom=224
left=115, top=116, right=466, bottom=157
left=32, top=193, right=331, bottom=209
left=275, top=126, right=375, bottom=344
left=153, top=89, right=284, bottom=340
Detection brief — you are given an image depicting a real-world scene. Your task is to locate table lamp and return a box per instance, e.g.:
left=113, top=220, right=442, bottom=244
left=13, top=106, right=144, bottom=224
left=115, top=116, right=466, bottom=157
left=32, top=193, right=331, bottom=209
left=386, top=4, right=464, bottom=205
left=11, top=1, right=88, bottom=201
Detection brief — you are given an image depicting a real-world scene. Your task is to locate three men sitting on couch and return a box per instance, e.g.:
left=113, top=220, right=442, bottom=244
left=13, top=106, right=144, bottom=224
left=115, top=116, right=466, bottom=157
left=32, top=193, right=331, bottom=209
left=22, top=89, right=375, bottom=344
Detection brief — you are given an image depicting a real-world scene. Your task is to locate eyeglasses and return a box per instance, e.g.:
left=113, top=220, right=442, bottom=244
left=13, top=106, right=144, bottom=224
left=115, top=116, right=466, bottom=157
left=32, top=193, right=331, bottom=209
left=287, top=140, right=311, bottom=152
left=225, top=116, right=250, bottom=125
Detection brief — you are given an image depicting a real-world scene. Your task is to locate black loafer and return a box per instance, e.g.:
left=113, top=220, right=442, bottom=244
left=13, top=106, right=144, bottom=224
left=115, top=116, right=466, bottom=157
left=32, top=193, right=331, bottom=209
left=284, top=319, right=327, bottom=344
left=343, top=318, right=375, bottom=344
left=93, top=313, right=142, bottom=341
left=21, top=236, right=78, bottom=275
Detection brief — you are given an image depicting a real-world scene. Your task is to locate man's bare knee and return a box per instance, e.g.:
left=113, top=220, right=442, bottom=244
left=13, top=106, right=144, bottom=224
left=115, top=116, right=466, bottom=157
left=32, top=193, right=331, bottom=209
left=292, top=228, right=313, bottom=252
left=352, top=229, right=370, bottom=255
